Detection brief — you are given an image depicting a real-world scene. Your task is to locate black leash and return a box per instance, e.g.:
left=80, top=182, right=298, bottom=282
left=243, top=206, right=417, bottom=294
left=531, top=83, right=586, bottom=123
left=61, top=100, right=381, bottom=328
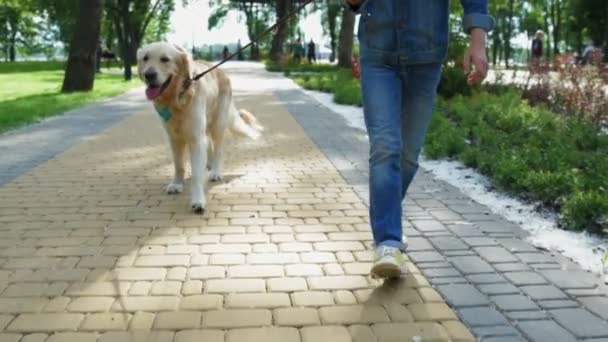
left=190, top=0, right=315, bottom=82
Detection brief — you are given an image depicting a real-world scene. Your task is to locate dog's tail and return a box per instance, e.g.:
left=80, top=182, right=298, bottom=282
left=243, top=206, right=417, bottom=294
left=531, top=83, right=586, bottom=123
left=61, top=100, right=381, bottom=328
left=230, top=107, right=264, bottom=139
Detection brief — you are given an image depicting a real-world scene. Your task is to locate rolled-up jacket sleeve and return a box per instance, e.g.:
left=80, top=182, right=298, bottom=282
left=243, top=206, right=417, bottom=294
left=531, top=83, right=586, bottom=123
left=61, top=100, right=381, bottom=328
left=461, top=0, right=495, bottom=33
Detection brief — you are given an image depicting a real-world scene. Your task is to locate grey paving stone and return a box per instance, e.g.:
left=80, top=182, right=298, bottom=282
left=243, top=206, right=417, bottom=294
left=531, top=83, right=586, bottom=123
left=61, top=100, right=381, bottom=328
left=474, top=246, right=519, bottom=263
left=565, top=288, right=606, bottom=297
left=475, top=220, right=520, bottom=233
left=449, top=204, right=487, bottom=214
left=491, top=295, right=539, bottom=311
left=493, top=263, right=530, bottom=272
left=461, top=237, right=498, bottom=247
left=517, top=320, right=578, bottom=342
left=447, top=224, right=484, bottom=237
left=406, top=237, right=433, bottom=251
left=449, top=256, right=494, bottom=274
left=540, top=270, right=599, bottom=289
left=416, top=199, right=445, bottom=208
left=466, top=274, right=506, bottom=284
left=550, top=308, right=608, bottom=338
left=506, top=311, right=548, bottom=320
left=403, top=228, right=421, bottom=237
left=422, top=231, right=452, bottom=237
left=428, top=277, right=468, bottom=285
left=462, top=213, right=501, bottom=221
left=428, top=236, right=469, bottom=251
left=579, top=297, right=608, bottom=320
left=411, top=220, right=446, bottom=232
left=408, top=251, right=445, bottom=263
left=437, top=283, right=489, bottom=307
left=495, top=238, right=538, bottom=253
left=421, top=267, right=461, bottom=278
left=443, top=250, right=476, bottom=257
left=429, top=210, right=462, bottom=221
left=530, top=263, right=562, bottom=270
left=415, top=261, right=451, bottom=269
left=473, top=326, right=521, bottom=338
left=537, top=300, right=579, bottom=309
left=503, top=272, right=548, bottom=285
left=520, top=285, right=568, bottom=300
left=458, top=307, right=509, bottom=326
left=478, top=283, right=520, bottom=295
left=516, top=252, right=556, bottom=264
left=481, top=337, right=527, bottom=342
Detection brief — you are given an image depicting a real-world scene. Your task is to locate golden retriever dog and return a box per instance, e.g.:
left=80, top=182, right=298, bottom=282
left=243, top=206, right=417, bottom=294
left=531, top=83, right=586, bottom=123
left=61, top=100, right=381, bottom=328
left=136, top=42, right=263, bottom=213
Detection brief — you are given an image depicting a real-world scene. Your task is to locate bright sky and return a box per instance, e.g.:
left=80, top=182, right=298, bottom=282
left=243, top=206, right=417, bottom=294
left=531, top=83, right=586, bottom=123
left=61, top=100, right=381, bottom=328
left=166, top=1, right=329, bottom=50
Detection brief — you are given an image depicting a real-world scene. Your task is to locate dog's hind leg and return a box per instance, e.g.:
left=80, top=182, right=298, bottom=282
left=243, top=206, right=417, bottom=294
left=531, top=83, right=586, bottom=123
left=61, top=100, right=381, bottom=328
left=167, top=138, right=186, bottom=194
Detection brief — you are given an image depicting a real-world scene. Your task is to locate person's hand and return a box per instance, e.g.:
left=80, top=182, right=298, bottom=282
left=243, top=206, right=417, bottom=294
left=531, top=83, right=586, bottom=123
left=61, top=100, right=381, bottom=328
left=346, top=0, right=362, bottom=5
left=463, top=28, right=489, bottom=84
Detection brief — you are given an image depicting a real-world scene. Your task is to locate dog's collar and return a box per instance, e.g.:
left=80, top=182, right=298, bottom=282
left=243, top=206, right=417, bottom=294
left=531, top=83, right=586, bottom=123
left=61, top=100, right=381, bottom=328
left=154, top=104, right=171, bottom=122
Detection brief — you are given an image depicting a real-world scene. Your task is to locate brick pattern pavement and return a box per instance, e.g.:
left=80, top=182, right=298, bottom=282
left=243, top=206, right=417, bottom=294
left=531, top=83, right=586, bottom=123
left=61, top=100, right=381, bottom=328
left=0, top=91, right=475, bottom=341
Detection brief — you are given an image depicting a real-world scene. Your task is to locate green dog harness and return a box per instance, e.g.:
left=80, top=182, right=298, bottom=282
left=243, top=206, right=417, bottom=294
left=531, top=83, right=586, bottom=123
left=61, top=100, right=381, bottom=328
left=154, top=104, right=172, bottom=122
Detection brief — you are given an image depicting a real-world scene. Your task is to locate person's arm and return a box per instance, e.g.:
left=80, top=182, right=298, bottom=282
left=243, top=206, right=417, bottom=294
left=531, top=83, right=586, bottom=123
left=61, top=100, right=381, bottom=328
left=460, top=0, right=495, bottom=84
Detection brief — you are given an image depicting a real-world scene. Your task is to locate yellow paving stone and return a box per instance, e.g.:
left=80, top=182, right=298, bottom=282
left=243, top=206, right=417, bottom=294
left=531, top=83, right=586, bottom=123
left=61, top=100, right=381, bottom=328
left=274, top=307, right=320, bottom=326
left=225, top=327, right=300, bottom=342
left=442, top=321, right=476, bottom=342
left=80, top=313, right=131, bottom=331
left=203, top=309, right=272, bottom=328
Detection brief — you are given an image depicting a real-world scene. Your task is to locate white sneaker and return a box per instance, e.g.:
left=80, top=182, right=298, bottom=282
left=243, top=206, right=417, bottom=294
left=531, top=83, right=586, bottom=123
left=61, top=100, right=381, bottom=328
left=371, top=245, right=407, bottom=279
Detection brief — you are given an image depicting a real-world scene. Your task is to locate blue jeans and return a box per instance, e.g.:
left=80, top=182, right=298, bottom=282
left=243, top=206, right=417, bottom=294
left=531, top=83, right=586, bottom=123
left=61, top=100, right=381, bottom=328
left=360, top=55, right=442, bottom=251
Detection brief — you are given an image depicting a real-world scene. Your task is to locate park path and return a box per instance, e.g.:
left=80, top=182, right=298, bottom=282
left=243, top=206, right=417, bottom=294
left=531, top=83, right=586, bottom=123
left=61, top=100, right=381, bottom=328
left=0, top=63, right=473, bottom=342
left=0, top=62, right=607, bottom=342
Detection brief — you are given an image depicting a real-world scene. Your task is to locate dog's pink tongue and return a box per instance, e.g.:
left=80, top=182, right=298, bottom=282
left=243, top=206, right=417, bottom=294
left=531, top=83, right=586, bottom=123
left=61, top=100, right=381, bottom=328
left=146, top=87, right=161, bottom=100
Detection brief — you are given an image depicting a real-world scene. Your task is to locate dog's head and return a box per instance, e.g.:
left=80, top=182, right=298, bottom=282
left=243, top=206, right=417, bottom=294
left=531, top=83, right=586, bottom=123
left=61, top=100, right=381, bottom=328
left=137, top=42, right=192, bottom=101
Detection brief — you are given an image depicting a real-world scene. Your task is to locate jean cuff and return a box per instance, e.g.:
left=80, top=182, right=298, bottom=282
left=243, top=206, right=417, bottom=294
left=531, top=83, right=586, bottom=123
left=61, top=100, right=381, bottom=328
left=462, top=13, right=495, bottom=33
left=377, top=240, right=408, bottom=253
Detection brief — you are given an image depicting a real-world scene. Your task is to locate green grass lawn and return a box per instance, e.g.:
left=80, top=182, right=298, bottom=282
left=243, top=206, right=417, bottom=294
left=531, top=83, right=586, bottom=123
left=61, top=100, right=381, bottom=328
left=0, top=61, right=140, bottom=133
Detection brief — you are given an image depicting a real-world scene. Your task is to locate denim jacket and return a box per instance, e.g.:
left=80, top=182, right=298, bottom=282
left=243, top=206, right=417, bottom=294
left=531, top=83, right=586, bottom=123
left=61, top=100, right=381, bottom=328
left=345, top=0, right=495, bottom=64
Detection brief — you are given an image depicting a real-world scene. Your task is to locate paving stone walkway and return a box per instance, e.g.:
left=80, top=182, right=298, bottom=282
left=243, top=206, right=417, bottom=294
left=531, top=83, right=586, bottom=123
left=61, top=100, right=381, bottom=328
left=0, top=62, right=606, bottom=342
left=0, top=64, right=474, bottom=342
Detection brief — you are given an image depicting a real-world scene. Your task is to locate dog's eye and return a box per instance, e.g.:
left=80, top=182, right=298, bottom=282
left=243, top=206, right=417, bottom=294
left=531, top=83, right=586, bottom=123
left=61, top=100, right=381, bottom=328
left=143, top=55, right=149, bottom=62
left=161, top=57, right=170, bottom=63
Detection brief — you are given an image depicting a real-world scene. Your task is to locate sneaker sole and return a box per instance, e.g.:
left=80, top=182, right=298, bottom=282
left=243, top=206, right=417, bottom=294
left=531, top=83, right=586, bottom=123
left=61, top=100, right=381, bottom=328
left=371, top=262, right=402, bottom=279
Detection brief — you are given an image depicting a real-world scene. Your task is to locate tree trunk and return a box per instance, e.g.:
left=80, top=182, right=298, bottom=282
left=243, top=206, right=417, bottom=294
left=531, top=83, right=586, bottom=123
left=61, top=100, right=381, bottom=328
left=327, top=2, right=339, bottom=62
left=542, top=6, right=551, bottom=59
left=492, top=30, right=500, bottom=66
left=61, top=0, right=104, bottom=92
left=8, top=34, right=16, bottom=62
left=504, top=0, right=515, bottom=68
left=337, top=7, right=355, bottom=68
left=270, top=0, right=291, bottom=62
left=552, top=0, right=561, bottom=55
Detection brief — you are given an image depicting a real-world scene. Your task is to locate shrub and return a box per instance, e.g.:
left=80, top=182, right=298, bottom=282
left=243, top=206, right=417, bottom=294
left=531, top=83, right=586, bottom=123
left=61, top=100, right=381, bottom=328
left=562, top=191, right=608, bottom=234
left=426, top=90, right=608, bottom=234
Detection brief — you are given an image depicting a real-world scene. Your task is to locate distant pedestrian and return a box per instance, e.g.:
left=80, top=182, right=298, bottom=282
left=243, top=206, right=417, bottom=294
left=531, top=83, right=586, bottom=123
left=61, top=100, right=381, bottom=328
left=307, top=39, right=316, bottom=63
left=96, top=38, right=103, bottom=73
left=223, top=46, right=229, bottom=60
left=293, top=38, right=304, bottom=64
left=531, top=30, right=543, bottom=64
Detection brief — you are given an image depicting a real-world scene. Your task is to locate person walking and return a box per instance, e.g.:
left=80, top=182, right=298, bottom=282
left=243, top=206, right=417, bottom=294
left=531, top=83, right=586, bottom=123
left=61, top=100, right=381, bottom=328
left=530, top=30, right=543, bottom=67
left=307, top=39, right=317, bottom=63
left=343, top=0, right=494, bottom=279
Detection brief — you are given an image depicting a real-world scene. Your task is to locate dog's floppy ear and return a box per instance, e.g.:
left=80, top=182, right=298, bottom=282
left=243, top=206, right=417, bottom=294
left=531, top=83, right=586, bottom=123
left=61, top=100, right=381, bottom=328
left=174, top=45, right=194, bottom=105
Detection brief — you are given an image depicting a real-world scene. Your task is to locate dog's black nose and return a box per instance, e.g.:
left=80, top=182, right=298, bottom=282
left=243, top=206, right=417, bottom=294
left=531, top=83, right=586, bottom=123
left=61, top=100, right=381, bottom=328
left=144, top=70, right=157, bottom=82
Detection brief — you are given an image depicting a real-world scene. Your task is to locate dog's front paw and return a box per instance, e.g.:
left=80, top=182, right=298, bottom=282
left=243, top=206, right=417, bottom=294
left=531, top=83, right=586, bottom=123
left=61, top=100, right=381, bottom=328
left=209, top=171, right=222, bottom=183
left=166, top=182, right=183, bottom=194
left=191, top=201, right=205, bottom=214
